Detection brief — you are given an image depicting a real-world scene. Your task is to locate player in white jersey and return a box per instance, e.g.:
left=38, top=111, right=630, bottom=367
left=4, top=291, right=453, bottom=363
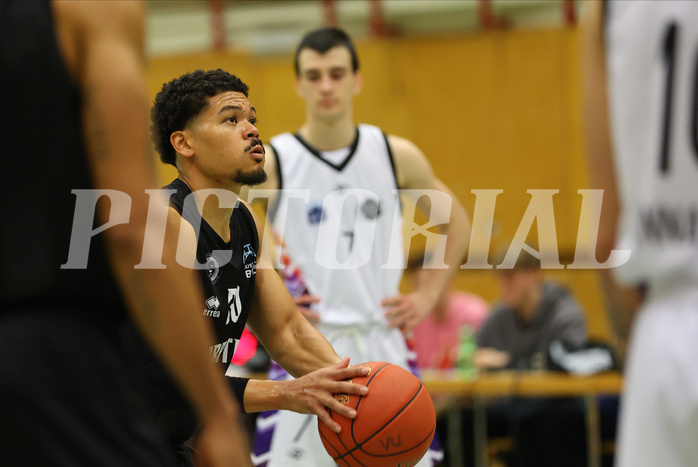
left=248, top=28, right=470, bottom=466
left=583, top=1, right=698, bottom=466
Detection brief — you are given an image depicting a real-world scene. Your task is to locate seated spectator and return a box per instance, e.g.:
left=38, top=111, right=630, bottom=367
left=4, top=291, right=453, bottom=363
left=453, top=248, right=589, bottom=467
left=475, top=249, right=587, bottom=371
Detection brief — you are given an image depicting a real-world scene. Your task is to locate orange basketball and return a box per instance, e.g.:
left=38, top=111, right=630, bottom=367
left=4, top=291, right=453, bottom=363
left=318, top=361, right=436, bottom=467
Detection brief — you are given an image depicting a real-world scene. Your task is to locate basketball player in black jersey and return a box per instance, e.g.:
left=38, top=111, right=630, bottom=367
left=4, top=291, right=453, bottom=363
left=0, top=2, right=251, bottom=466
left=137, top=69, right=370, bottom=464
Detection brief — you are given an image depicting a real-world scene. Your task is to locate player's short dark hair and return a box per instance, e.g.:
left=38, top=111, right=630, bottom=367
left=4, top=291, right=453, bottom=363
left=151, top=69, right=249, bottom=166
left=294, top=27, right=359, bottom=77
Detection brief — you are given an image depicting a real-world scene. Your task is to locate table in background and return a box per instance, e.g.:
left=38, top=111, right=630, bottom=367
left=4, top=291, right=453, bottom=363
left=421, top=371, right=623, bottom=467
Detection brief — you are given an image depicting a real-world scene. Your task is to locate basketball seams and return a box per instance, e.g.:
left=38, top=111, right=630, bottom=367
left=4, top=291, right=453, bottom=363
left=325, top=408, right=365, bottom=465
left=318, top=425, right=340, bottom=457
left=321, top=424, right=368, bottom=466
left=337, top=381, right=428, bottom=461
left=349, top=363, right=391, bottom=448
left=321, top=385, right=373, bottom=467
left=356, top=382, right=423, bottom=445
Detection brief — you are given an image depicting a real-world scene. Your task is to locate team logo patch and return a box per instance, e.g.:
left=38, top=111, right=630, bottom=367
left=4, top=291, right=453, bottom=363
left=243, top=243, right=256, bottom=262
left=242, top=243, right=257, bottom=279
left=203, top=296, right=220, bottom=318
left=361, top=198, right=381, bottom=219
left=307, top=203, right=325, bottom=224
left=206, top=253, right=222, bottom=283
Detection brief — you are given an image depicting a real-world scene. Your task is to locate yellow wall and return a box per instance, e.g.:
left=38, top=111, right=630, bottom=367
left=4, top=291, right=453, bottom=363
left=146, top=27, right=611, bottom=341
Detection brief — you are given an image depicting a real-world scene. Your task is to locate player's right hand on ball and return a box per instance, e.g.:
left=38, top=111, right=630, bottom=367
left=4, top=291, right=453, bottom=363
left=283, top=356, right=369, bottom=433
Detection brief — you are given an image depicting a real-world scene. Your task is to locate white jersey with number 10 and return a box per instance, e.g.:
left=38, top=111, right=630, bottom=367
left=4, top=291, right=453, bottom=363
left=607, top=0, right=698, bottom=289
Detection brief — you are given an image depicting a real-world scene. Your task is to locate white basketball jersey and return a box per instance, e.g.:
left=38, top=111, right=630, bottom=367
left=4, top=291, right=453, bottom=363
left=606, top=1, right=698, bottom=288
left=270, top=124, right=404, bottom=325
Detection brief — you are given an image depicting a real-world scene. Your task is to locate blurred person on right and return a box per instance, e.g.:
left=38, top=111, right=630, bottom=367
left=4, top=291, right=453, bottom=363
left=582, top=1, right=698, bottom=466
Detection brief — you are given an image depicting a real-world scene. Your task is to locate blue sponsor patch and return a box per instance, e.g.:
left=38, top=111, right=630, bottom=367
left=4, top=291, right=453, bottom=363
left=307, top=203, right=325, bottom=224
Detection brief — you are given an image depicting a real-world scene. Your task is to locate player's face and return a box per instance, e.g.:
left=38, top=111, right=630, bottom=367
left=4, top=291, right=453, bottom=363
left=296, top=46, right=362, bottom=121
left=187, top=91, right=266, bottom=186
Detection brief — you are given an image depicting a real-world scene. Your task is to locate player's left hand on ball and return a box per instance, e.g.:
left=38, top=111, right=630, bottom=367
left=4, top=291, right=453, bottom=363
left=382, top=293, right=431, bottom=333
left=283, top=356, right=369, bottom=433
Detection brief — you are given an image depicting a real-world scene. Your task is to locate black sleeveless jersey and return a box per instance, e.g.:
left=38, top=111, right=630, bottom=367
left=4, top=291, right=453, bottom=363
left=0, top=0, right=125, bottom=318
left=123, top=179, right=259, bottom=444
left=166, top=178, right=259, bottom=367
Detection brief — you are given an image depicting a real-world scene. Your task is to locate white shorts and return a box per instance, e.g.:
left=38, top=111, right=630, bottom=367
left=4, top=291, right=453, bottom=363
left=616, top=286, right=698, bottom=467
left=251, top=324, right=443, bottom=467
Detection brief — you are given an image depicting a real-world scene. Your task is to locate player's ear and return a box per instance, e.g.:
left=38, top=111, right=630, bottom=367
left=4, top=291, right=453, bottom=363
left=353, top=71, right=363, bottom=96
left=170, top=130, right=194, bottom=158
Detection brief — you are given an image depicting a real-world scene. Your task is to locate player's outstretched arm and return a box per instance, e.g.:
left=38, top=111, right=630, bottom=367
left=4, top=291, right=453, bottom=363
left=57, top=2, right=250, bottom=464
left=381, top=135, right=471, bottom=332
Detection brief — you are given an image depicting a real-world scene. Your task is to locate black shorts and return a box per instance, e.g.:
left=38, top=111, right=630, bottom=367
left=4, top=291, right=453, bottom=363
left=0, top=309, right=176, bottom=466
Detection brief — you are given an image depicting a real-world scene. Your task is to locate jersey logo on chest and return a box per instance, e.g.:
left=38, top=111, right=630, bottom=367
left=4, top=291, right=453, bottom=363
left=305, top=191, right=384, bottom=225
left=203, top=296, right=221, bottom=318
left=308, top=203, right=325, bottom=224
left=206, top=253, right=222, bottom=283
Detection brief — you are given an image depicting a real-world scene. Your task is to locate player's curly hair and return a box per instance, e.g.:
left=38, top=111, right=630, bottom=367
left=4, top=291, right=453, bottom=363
left=294, top=27, right=359, bottom=77
left=151, top=69, right=249, bottom=166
